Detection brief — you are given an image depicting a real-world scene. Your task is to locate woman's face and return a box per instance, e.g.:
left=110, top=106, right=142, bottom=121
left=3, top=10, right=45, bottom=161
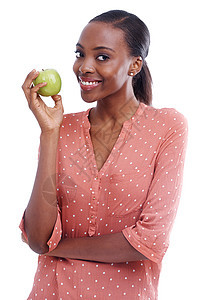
left=73, top=22, right=135, bottom=103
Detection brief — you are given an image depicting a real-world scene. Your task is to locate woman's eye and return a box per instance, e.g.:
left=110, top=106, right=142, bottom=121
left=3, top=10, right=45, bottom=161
left=75, top=50, right=83, bottom=58
left=97, top=55, right=110, bottom=61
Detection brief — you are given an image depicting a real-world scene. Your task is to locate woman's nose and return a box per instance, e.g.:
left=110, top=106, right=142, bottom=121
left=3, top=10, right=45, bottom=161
left=79, top=60, right=95, bottom=74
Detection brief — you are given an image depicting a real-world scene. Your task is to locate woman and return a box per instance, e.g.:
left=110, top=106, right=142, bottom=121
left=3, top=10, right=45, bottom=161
left=20, top=10, right=188, bottom=299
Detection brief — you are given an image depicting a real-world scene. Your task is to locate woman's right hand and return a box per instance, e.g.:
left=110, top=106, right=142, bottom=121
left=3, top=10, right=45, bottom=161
left=22, top=69, right=64, bottom=133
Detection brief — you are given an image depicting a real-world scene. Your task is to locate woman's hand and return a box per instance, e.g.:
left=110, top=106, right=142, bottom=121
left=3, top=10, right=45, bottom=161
left=22, top=69, right=64, bottom=133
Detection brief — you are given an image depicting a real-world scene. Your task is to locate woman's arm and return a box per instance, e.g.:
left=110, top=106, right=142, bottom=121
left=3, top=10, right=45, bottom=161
left=21, top=70, right=64, bottom=254
left=24, top=130, right=60, bottom=254
left=46, top=232, right=147, bottom=263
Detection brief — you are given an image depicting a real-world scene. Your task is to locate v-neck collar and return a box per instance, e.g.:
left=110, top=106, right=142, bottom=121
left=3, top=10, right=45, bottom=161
left=82, top=102, right=146, bottom=176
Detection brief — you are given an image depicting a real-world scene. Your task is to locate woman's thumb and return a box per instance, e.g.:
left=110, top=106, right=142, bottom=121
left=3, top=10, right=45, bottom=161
left=52, top=95, right=62, bottom=108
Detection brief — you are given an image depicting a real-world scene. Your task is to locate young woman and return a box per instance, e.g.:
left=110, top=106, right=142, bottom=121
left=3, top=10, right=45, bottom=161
left=20, top=10, right=188, bottom=299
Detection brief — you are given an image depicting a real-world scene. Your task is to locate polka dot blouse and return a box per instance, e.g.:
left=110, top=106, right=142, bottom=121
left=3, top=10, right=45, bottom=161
left=20, top=102, right=188, bottom=299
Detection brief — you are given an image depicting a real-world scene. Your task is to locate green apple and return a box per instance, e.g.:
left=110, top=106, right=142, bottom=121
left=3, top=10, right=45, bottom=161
left=33, top=69, right=62, bottom=96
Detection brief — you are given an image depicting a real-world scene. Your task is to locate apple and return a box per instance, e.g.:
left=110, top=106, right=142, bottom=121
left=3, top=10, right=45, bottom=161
left=33, top=69, right=62, bottom=96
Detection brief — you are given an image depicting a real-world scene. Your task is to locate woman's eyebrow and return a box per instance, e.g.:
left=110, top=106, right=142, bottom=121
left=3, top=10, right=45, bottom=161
left=76, top=43, right=115, bottom=52
left=93, top=46, right=115, bottom=52
left=76, top=43, right=84, bottom=49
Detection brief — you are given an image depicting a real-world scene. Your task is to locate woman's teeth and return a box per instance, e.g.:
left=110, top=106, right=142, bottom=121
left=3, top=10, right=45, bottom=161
left=81, top=81, right=99, bottom=86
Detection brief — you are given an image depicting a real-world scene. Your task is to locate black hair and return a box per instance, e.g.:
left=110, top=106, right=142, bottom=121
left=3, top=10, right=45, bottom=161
left=89, top=10, right=152, bottom=105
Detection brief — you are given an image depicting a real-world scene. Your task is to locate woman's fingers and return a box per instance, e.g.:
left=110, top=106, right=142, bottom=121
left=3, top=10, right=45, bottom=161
left=29, top=84, right=48, bottom=112
left=22, top=69, right=40, bottom=105
left=22, top=69, right=38, bottom=91
left=51, top=95, right=64, bottom=112
left=51, top=94, right=62, bottom=104
left=30, top=81, right=47, bottom=95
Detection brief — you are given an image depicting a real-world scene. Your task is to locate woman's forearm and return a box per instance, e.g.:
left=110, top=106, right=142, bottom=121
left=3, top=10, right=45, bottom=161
left=24, top=129, right=60, bottom=254
left=46, top=232, right=147, bottom=263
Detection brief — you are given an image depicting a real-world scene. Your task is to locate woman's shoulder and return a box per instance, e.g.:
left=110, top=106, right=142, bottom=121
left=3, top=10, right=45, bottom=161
left=61, top=108, right=90, bottom=127
left=142, top=103, right=188, bottom=129
left=63, top=109, right=87, bottom=120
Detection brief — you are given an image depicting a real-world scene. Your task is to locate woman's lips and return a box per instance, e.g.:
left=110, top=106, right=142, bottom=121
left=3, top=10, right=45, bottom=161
left=79, top=76, right=102, bottom=91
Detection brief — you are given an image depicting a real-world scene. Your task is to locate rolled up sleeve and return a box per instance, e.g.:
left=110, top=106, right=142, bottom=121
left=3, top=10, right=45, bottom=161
left=46, top=205, right=62, bottom=252
left=19, top=205, right=62, bottom=253
left=122, top=112, right=188, bottom=263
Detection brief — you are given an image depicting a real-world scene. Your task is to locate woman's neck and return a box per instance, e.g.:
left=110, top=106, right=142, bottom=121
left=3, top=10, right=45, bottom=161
left=89, top=95, right=139, bottom=127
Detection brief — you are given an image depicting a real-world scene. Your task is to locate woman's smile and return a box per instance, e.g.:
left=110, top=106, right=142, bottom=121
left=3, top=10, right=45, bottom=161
left=79, top=76, right=103, bottom=91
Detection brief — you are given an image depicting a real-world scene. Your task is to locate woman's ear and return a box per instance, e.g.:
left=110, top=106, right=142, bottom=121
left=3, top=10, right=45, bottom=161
left=128, top=57, right=143, bottom=76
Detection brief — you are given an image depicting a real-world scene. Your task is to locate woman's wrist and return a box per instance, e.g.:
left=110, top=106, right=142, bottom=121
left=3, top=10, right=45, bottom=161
left=40, top=127, right=60, bottom=143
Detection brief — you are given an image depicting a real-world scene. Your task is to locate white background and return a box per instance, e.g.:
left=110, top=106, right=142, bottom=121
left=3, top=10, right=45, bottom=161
left=1, top=0, right=199, bottom=299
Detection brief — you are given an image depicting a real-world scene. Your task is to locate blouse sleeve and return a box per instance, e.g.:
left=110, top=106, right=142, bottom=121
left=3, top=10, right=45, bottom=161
left=122, top=111, right=188, bottom=264
left=19, top=206, right=62, bottom=252
left=19, top=144, right=62, bottom=253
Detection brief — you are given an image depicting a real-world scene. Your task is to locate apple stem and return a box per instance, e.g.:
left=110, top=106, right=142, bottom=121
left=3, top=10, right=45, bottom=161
left=42, top=69, right=44, bottom=71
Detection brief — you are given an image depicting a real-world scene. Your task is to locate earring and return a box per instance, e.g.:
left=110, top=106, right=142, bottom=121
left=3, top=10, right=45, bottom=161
left=130, top=72, right=134, bottom=76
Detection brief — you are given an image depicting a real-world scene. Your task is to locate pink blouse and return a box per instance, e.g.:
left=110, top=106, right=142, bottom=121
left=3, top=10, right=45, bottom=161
left=20, top=102, right=188, bottom=299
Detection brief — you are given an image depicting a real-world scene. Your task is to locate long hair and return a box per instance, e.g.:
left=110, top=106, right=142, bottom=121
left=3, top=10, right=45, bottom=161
left=89, top=10, right=152, bottom=105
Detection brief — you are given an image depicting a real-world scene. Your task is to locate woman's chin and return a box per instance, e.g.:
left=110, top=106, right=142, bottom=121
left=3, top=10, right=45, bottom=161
left=81, top=93, right=98, bottom=103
